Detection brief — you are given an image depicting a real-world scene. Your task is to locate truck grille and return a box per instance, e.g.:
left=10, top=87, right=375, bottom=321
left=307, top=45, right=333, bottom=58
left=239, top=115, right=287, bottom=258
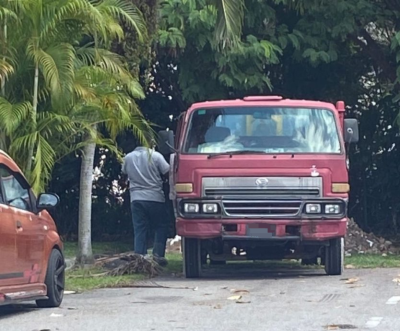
left=202, top=176, right=322, bottom=218
left=223, top=200, right=301, bottom=217
left=205, top=188, right=319, bottom=198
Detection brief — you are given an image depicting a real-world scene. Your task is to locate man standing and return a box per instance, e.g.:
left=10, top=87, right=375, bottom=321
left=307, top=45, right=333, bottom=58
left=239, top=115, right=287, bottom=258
left=122, top=135, right=170, bottom=266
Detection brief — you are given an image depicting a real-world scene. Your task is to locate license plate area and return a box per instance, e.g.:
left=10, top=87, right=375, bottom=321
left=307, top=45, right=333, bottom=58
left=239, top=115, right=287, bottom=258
left=246, top=224, right=276, bottom=238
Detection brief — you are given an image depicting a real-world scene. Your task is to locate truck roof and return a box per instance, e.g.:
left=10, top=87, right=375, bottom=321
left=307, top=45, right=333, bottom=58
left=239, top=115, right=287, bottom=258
left=188, top=96, right=338, bottom=113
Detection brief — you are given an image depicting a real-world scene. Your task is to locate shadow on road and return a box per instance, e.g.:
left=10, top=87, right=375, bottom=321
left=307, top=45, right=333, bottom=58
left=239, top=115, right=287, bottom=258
left=0, top=303, right=37, bottom=320
left=161, top=259, right=329, bottom=283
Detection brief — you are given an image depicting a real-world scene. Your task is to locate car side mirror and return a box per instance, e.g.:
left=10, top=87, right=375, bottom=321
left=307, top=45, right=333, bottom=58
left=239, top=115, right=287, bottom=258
left=37, top=193, right=60, bottom=210
left=157, top=130, right=175, bottom=155
left=344, top=118, right=359, bottom=144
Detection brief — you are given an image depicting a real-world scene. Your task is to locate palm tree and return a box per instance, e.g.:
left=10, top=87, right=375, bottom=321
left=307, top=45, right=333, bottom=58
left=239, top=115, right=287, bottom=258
left=0, top=0, right=149, bottom=265
left=72, top=48, right=151, bottom=265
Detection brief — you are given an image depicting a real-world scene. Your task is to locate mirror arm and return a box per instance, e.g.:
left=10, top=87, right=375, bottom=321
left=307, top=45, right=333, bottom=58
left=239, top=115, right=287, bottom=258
left=166, top=141, right=178, bottom=153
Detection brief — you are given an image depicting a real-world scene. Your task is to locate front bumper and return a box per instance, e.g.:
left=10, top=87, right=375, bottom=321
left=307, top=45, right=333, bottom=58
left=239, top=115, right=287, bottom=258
left=176, top=217, right=348, bottom=241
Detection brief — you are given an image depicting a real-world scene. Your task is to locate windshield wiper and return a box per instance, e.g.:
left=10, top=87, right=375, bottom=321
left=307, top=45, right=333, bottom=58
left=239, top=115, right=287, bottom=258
left=207, top=150, right=268, bottom=159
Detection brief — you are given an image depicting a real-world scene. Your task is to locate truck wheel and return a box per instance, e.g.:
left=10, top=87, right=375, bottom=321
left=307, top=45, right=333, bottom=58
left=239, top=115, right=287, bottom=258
left=183, top=238, right=201, bottom=278
left=36, top=249, right=65, bottom=308
left=324, top=238, right=344, bottom=276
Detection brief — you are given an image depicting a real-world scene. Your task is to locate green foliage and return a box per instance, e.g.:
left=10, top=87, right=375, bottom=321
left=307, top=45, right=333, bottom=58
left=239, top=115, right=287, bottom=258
left=0, top=0, right=151, bottom=192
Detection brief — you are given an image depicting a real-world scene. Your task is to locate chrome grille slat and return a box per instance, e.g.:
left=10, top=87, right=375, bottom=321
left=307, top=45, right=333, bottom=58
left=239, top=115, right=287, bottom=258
left=223, top=200, right=302, bottom=217
left=205, top=188, right=320, bottom=197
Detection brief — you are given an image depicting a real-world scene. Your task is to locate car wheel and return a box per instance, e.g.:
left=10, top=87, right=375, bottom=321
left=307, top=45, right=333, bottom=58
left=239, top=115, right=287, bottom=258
left=36, top=249, right=65, bottom=308
left=183, top=238, right=201, bottom=278
left=324, top=238, right=343, bottom=276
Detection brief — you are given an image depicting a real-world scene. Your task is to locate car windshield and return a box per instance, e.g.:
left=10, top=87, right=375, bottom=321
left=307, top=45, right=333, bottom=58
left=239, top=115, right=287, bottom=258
left=183, top=107, right=341, bottom=154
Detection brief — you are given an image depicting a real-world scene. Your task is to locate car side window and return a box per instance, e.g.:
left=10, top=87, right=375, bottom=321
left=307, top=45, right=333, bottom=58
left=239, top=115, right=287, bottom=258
left=0, top=167, right=32, bottom=212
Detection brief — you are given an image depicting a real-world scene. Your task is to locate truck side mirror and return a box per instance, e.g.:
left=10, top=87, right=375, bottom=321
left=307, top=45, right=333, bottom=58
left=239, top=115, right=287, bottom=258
left=157, top=130, right=175, bottom=155
left=344, top=119, right=359, bottom=144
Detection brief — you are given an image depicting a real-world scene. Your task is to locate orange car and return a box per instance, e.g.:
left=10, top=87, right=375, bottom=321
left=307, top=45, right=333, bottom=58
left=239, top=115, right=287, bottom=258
left=0, top=150, right=64, bottom=308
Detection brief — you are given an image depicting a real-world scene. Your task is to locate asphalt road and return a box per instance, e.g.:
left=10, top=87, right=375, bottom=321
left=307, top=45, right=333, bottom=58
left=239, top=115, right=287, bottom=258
left=1, top=266, right=399, bottom=331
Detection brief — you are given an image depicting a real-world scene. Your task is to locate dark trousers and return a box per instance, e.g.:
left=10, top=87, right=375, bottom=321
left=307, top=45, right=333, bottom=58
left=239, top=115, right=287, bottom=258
left=131, top=200, right=167, bottom=257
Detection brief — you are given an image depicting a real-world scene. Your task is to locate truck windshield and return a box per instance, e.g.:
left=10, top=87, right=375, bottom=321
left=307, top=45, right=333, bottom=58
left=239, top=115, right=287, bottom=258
left=183, top=107, right=341, bottom=154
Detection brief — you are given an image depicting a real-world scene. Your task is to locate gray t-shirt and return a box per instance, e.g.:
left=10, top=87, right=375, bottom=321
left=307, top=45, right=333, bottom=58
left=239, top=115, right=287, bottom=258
left=122, top=147, right=170, bottom=202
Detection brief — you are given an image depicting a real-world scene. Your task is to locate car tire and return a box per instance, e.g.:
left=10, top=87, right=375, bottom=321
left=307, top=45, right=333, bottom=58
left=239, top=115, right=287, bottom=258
left=183, top=238, right=201, bottom=278
left=36, top=249, right=65, bottom=308
left=324, top=238, right=343, bottom=276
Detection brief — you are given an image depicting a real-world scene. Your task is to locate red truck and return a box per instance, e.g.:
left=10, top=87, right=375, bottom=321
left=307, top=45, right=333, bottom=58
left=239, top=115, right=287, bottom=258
left=159, top=96, right=359, bottom=278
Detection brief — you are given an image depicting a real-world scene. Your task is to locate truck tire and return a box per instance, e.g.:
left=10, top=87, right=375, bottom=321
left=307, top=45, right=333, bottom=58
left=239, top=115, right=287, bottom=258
left=183, top=238, right=201, bottom=278
left=324, top=238, right=344, bottom=276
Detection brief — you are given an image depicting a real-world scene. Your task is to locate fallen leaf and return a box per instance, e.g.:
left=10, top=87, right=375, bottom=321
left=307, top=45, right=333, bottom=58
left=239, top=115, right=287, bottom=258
left=220, top=286, right=228, bottom=290
left=393, top=278, right=400, bottom=283
left=345, top=264, right=355, bottom=269
left=344, top=277, right=359, bottom=284
left=50, top=313, right=63, bottom=318
left=64, top=291, right=76, bottom=295
left=227, top=295, right=242, bottom=301
left=349, top=284, right=365, bottom=288
left=193, top=287, right=198, bottom=291
left=325, top=324, right=357, bottom=330
left=213, top=304, right=222, bottom=309
left=67, top=307, right=78, bottom=310
left=236, top=300, right=251, bottom=304
left=230, top=289, right=249, bottom=294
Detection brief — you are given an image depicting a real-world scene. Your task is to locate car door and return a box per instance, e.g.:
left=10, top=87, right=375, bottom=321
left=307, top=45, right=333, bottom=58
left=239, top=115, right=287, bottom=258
left=0, top=166, right=45, bottom=284
left=0, top=178, right=19, bottom=287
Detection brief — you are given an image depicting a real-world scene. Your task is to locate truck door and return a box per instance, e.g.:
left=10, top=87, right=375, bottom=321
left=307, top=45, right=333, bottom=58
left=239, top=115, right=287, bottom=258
left=0, top=167, right=45, bottom=284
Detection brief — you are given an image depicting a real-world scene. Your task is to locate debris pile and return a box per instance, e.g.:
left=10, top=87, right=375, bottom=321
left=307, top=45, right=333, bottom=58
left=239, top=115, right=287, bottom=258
left=96, top=253, right=162, bottom=277
left=345, top=218, right=399, bottom=255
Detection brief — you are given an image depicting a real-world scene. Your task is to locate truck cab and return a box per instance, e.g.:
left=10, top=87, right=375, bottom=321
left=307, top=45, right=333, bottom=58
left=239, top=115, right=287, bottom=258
left=159, top=96, right=359, bottom=278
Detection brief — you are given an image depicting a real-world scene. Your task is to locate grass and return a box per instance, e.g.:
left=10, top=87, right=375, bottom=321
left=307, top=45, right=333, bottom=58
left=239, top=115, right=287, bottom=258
left=63, top=241, right=133, bottom=259
left=64, top=241, right=400, bottom=292
left=66, top=266, right=146, bottom=292
left=345, top=254, right=400, bottom=268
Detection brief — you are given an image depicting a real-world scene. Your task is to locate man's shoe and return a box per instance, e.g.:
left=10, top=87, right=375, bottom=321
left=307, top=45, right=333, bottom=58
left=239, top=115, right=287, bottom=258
left=153, top=256, right=168, bottom=267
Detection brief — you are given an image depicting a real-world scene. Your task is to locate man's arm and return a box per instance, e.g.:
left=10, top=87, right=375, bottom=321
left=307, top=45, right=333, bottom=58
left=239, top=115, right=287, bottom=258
left=155, top=152, right=170, bottom=179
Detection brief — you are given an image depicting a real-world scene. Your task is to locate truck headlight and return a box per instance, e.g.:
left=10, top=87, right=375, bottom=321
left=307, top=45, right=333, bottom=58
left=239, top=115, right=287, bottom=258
left=305, top=204, right=321, bottom=214
left=202, top=203, right=218, bottom=214
left=184, top=203, right=199, bottom=213
left=325, top=204, right=341, bottom=214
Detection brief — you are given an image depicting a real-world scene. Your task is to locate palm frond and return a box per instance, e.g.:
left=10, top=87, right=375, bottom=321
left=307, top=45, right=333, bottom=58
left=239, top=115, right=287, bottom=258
left=0, top=98, right=32, bottom=134
left=213, top=0, right=245, bottom=48
left=94, top=0, right=147, bottom=41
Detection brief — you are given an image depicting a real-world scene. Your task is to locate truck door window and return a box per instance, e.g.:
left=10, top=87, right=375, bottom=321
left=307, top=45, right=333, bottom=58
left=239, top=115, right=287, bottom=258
left=0, top=167, right=32, bottom=212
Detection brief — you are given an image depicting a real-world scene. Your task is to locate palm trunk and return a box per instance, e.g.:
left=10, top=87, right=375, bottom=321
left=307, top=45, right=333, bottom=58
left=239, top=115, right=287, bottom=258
left=76, top=141, right=96, bottom=265
left=1, top=17, right=7, bottom=97
left=0, top=18, right=8, bottom=150
left=26, top=63, right=39, bottom=175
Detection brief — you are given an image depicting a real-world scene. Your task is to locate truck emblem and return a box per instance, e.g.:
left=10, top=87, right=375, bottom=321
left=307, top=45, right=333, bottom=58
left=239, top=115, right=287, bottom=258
left=256, top=178, right=269, bottom=186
